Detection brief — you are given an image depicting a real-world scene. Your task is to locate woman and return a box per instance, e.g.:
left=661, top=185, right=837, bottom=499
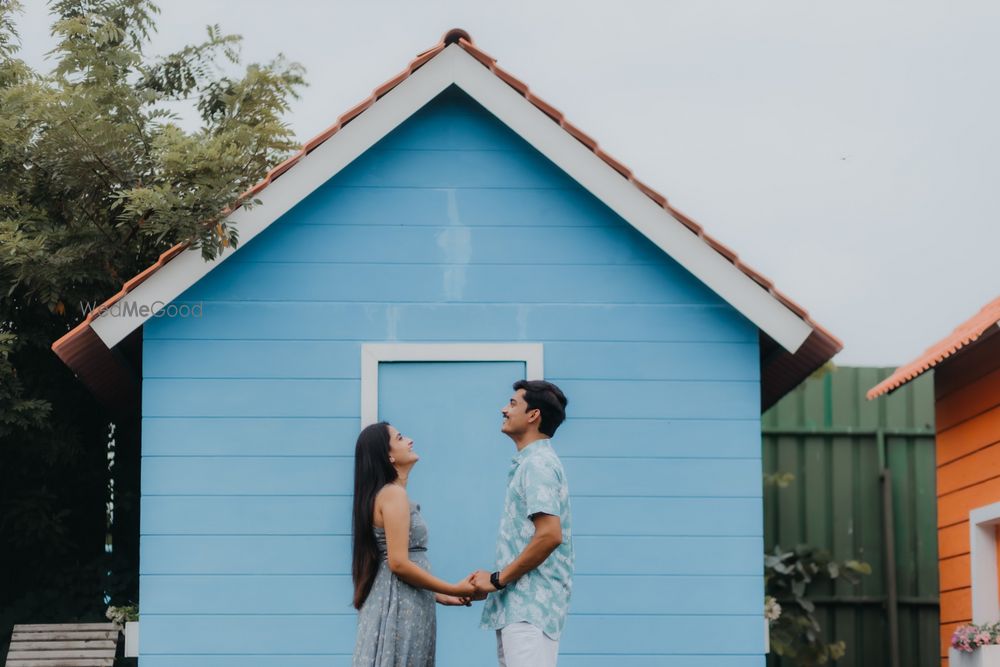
left=352, top=421, right=476, bottom=666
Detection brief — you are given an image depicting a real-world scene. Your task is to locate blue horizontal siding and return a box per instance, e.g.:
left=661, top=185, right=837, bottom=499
left=184, top=261, right=717, bottom=303
left=144, top=339, right=758, bottom=381
left=140, top=659, right=354, bottom=667
left=329, top=147, right=581, bottom=189
left=142, top=379, right=359, bottom=418
left=143, top=416, right=759, bottom=458
left=278, top=187, right=625, bottom=228
left=139, top=534, right=762, bottom=576
left=140, top=658, right=764, bottom=667
left=141, top=455, right=759, bottom=497
left=142, top=417, right=358, bottom=456
left=140, top=87, right=765, bottom=662
left=219, top=225, right=671, bottom=266
left=145, top=301, right=755, bottom=342
left=141, top=495, right=761, bottom=537
left=140, top=535, right=350, bottom=574
left=142, top=377, right=756, bottom=419
left=136, top=613, right=764, bottom=655
left=139, top=573, right=761, bottom=615
left=563, top=615, right=764, bottom=654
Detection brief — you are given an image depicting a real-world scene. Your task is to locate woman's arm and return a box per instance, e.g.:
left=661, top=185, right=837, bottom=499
left=379, top=485, right=475, bottom=598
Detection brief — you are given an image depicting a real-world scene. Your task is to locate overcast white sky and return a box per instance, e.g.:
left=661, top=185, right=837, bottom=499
left=14, top=0, right=1000, bottom=367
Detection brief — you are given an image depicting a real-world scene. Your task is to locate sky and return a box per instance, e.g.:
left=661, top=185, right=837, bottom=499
left=12, top=0, right=1000, bottom=367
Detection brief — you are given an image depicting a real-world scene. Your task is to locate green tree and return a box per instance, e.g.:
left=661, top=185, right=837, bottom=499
left=0, top=0, right=305, bottom=657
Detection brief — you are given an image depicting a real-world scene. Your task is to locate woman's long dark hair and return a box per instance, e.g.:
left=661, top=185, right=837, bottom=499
left=351, top=421, right=399, bottom=609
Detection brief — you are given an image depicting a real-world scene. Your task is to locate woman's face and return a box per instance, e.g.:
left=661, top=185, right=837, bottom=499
left=386, top=425, right=418, bottom=467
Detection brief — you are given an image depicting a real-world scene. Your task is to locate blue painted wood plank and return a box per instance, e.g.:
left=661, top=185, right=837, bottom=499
left=139, top=534, right=762, bottom=577
left=139, top=657, right=764, bottom=667
left=331, top=147, right=580, bottom=189
left=142, top=418, right=358, bottom=456
left=560, top=657, right=763, bottom=666
left=574, top=536, right=763, bottom=575
left=141, top=658, right=353, bottom=667
left=141, top=376, right=755, bottom=420
left=141, top=416, right=760, bottom=459
left=143, top=340, right=362, bottom=379
left=142, top=340, right=757, bottom=382
left=143, top=302, right=391, bottom=340
left=572, top=575, right=763, bottom=615
left=561, top=615, right=765, bottom=654
left=139, top=573, right=760, bottom=615
left=141, top=495, right=761, bottom=537
left=145, top=302, right=755, bottom=343
left=545, top=342, right=758, bottom=381
left=140, top=496, right=348, bottom=535
left=137, top=615, right=356, bottom=654
left=564, top=458, right=761, bottom=497
left=138, top=613, right=764, bottom=656
left=556, top=379, right=759, bottom=420
left=142, top=457, right=352, bottom=495
left=184, top=261, right=721, bottom=305
left=221, top=224, right=666, bottom=266
left=277, top=186, right=623, bottom=228
left=142, top=379, right=359, bottom=418
left=143, top=456, right=759, bottom=497
left=140, top=575, right=355, bottom=614
left=378, top=88, right=525, bottom=151
left=556, top=419, right=761, bottom=458
left=140, top=535, right=350, bottom=575
left=572, top=497, right=763, bottom=537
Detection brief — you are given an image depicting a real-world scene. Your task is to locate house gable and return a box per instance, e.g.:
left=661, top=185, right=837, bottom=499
left=91, top=44, right=812, bottom=354
left=137, top=88, right=766, bottom=661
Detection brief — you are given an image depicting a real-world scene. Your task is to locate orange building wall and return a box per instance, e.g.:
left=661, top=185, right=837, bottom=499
left=936, top=332, right=1000, bottom=666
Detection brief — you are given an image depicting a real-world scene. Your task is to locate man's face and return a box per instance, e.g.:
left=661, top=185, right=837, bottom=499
left=501, top=388, right=536, bottom=437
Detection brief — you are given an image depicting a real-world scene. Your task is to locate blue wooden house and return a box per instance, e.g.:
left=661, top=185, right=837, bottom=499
left=53, top=29, right=841, bottom=667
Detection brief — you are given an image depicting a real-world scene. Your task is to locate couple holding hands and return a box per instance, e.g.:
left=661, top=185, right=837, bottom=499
left=351, top=380, right=573, bottom=667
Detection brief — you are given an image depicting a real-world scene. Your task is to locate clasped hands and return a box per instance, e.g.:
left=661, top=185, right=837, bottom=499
left=438, top=569, right=499, bottom=607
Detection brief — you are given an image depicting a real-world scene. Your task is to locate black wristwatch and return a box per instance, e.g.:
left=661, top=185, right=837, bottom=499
left=490, top=571, right=506, bottom=590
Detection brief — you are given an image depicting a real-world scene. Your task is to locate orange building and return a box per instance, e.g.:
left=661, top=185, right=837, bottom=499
left=869, top=296, right=1000, bottom=666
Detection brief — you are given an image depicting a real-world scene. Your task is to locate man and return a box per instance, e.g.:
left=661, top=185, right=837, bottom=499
left=470, top=379, right=573, bottom=667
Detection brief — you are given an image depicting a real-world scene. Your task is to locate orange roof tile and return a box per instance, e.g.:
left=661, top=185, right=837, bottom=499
left=52, top=27, right=842, bottom=413
left=867, top=295, right=1000, bottom=399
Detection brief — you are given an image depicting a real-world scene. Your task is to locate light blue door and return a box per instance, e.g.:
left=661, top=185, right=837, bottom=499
left=378, top=361, right=525, bottom=667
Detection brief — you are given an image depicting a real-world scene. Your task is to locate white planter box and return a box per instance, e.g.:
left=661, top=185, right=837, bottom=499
left=124, top=621, right=139, bottom=658
left=949, top=646, right=1000, bottom=667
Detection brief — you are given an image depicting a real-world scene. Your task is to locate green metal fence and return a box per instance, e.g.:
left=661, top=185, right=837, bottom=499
left=763, top=366, right=939, bottom=667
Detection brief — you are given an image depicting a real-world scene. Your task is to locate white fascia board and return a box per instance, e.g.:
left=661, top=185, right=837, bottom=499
left=93, top=44, right=813, bottom=353
left=360, top=342, right=544, bottom=428
left=90, top=47, right=464, bottom=348
left=446, top=49, right=813, bottom=353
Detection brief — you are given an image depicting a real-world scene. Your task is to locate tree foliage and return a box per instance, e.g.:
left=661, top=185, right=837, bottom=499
left=0, top=0, right=305, bottom=656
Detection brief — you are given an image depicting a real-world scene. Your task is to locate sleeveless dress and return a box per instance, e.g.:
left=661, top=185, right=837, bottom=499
left=353, top=500, right=436, bottom=667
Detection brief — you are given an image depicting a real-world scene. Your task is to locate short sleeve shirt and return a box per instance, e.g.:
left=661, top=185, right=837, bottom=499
left=480, top=439, right=574, bottom=639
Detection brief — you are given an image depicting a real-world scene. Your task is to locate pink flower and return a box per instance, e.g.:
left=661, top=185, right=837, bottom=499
left=976, top=632, right=992, bottom=646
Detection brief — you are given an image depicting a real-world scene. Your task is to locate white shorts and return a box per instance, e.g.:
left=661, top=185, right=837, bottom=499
left=496, top=622, right=559, bottom=667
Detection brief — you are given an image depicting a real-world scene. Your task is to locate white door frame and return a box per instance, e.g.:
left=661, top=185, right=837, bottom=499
left=360, top=343, right=544, bottom=428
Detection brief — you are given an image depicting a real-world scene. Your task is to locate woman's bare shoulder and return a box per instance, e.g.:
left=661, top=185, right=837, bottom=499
left=375, top=483, right=408, bottom=506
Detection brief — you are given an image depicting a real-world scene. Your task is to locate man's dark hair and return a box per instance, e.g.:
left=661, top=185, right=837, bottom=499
left=513, top=380, right=568, bottom=437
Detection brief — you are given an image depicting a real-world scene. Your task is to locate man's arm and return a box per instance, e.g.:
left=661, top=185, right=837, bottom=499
left=471, top=513, right=562, bottom=592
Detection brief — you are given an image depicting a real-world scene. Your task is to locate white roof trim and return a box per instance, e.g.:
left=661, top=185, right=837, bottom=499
left=92, top=44, right=814, bottom=353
